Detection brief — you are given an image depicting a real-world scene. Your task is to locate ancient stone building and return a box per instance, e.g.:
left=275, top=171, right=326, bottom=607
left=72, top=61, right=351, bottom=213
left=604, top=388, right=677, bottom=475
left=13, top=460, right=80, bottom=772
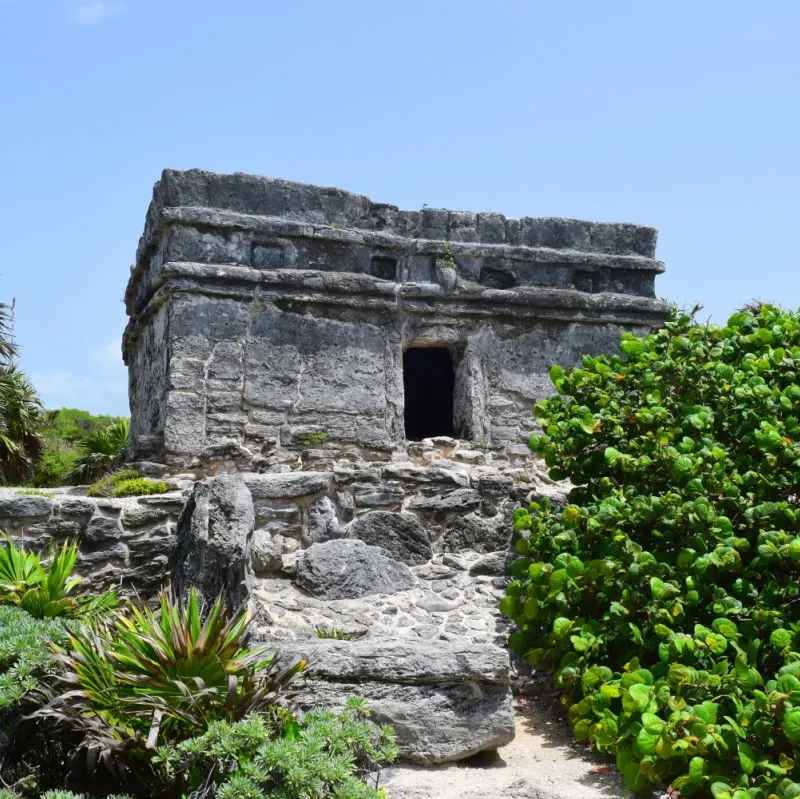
left=123, top=169, right=669, bottom=470
left=0, top=171, right=671, bottom=766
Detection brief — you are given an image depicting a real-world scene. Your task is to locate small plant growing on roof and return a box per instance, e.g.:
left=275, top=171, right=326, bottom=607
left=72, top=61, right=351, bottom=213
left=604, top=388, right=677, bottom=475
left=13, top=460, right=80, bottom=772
left=437, top=242, right=456, bottom=270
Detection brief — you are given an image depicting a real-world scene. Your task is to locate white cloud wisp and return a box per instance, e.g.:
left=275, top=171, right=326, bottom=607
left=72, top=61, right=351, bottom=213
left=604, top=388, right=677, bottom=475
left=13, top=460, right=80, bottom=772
left=71, top=1, right=123, bottom=26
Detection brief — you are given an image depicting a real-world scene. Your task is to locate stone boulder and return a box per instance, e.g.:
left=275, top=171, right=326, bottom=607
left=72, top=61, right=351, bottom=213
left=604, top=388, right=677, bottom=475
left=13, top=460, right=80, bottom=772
left=295, top=539, right=415, bottom=599
left=171, top=474, right=255, bottom=608
left=349, top=511, right=431, bottom=565
left=280, top=638, right=515, bottom=763
left=303, top=495, right=340, bottom=547
left=438, top=512, right=513, bottom=554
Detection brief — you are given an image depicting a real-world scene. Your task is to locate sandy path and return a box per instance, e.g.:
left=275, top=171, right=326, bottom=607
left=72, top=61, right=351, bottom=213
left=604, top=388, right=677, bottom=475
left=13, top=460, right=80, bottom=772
left=380, top=696, right=634, bottom=799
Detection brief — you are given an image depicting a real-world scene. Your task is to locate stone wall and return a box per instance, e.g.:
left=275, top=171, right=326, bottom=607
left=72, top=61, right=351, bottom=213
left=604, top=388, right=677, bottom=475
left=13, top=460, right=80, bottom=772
left=123, top=169, right=670, bottom=471
left=0, top=439, right=568, bottom=764
left=0, top=488, right=183, bottom=595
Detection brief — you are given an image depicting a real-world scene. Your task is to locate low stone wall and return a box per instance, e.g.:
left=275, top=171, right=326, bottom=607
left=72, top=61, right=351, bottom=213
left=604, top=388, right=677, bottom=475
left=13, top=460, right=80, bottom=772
left=0, top=489, right=184, bottom=595
left=0, top=440, right=568, bottom=764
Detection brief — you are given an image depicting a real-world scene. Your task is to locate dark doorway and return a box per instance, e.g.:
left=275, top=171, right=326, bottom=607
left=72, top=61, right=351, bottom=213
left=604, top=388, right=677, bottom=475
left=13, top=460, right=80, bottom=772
left=403, top=347, right=455, bottom=440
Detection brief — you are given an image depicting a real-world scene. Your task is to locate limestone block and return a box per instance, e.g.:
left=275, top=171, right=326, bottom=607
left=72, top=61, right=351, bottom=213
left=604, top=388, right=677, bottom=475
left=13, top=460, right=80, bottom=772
left=166, top=226, right=251, bottom=265
left=252, top=529, right=282, bottom=575
left=349, top=511, right=431, bottom=565
left=469, top=551, right=513, bottom=576
left=254, top=505, right=302, bottom=538
left=405, top=489, right=481, bottom=512
left=354, top=483, right=404, bottom=507
left=172, top=474, right=255, bottom=608
left=280, top=638, right=515, bottom=763
left=295, top=539, right=415, bottom=599
left=0, top=495, right=53, bottom=520
left=303, top=496, right=339, bottom=547
left=208, top=342, right=243, bottom=380
left=164, top=392, right=206, bottom=455
left=438, top=513, right=513, bottom=554
left=83, top=515, right=122, bottom=544
left=245, top=472, right=331, bottom=499
left=382, top=464, right=470, bottom=487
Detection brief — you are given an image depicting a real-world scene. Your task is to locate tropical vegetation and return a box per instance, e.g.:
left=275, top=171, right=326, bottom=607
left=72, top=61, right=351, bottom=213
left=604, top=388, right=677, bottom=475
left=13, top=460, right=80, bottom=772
left=0, top=534, right=394, bottom=798
left=86, top=468, right=169, bottom=497
left=0, top=536, right=120, bottom=621
left=503, top=305, right=800, bottom=798
left=0, top=365, right=44, bottom=485
left=66, top=418, right=130, bottom=485
left=31, top=409, right=127, bottom=488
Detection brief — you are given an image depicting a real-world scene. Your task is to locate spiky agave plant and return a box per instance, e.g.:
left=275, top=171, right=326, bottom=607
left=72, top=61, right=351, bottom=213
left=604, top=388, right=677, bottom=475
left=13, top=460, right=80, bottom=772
left=0, top=536, right=120, bottom=620
left=36, top=588, right=307, bottom=773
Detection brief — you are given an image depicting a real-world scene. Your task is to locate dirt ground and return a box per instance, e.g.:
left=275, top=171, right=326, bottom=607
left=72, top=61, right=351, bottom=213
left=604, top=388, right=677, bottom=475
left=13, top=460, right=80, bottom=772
left=380, top=695, right=635, bottom=799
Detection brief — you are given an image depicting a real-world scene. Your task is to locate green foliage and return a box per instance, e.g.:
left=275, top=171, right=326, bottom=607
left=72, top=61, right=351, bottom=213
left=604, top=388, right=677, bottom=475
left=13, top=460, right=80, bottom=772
left=300, top=431, right=329, bottom=446
left=503, top=306, right=800, bottom=796
left=38, top=588, right=307, bottom=760
left=67, top=419, right=130, bottom=485
left=438, top=242, right=456, bottom=270
left=31, top=408, right=128, bottom=488
left=153, top=698, right=397, bottom=798
left=0, top=605, right=69, bottom=711
left=15, top=489, right=51, bottom=497
left=30, top=447, right=76, bottom=489
left=111, top=478, right=169, bottom=498
left=315, top=626, right=366, bottom=641
left=0, top=365, right=44, bottom=485
left=86, top=469, right=167, bottom=498
left=0, top=536, right=119, bottom=621
left=37, top=793, right=132, bottom=799
left=0, top=301, right=17, bottom=365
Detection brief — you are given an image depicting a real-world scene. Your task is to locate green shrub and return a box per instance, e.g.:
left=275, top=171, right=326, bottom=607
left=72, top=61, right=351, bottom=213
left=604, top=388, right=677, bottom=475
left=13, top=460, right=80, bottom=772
left=86, top=469, right=167, bottom=498
left=31, top=408, right=128, bottom=488
left=0, top=605, right=69, bottom=712
left=0, top=536, right=119, bottom=621
left=38, top=588, right=307, bottom=767
left=300, top=431, right=329, bottom=446
left=153, top=698, right=397, bottom=798
left=30, top=447, right=76, bottom=489
left=111, top=478, right=169, bottom=498
left=38, top=793, right=132, bottom=799
left=67, top=419, right=130, bottom=485
left=503, top=306, right=800, bottom=797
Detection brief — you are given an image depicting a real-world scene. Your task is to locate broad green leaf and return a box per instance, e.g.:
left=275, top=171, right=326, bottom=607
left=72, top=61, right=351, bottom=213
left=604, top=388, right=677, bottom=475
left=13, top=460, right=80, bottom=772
left=784, top=707, right=800, bottom=746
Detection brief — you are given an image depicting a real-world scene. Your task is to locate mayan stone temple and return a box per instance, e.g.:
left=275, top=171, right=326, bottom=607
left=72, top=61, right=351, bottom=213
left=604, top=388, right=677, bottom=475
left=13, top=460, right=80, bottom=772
left=0, top=169, right=670, bottom=765
left=123, top=169, right=668, bottom=469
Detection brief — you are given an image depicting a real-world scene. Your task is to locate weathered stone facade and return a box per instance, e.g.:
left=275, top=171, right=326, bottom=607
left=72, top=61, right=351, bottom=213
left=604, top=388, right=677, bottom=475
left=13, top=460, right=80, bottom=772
left=123, top=169, right=669, bottom=471
left=0, top=171, right=671, bottom=766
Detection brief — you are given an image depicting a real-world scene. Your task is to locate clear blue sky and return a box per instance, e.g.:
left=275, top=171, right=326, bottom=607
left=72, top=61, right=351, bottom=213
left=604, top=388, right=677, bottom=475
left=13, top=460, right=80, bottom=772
left=2, top=1, right=798, bottom=416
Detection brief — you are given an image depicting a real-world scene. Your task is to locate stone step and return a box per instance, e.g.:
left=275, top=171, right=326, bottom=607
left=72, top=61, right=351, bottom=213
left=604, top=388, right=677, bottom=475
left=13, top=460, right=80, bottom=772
left=271, top=637, right=515, bottom=765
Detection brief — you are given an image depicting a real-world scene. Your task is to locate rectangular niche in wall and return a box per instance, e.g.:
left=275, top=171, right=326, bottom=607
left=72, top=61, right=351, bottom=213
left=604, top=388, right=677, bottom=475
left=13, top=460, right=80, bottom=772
left=370, top=255, right=397, bottom=281
left=403, top=347, right=455, bottom=440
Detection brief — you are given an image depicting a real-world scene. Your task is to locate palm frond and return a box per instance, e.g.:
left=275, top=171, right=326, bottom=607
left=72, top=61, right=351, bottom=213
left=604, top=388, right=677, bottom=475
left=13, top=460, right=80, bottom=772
left=0, top=365, right=44, bottom=484
left=66, top=418, right=130, bottom=484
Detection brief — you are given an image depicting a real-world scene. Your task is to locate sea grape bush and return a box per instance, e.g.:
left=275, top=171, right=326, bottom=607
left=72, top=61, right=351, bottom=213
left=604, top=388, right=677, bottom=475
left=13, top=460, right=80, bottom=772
left=502, top=306, right=800, bottom=798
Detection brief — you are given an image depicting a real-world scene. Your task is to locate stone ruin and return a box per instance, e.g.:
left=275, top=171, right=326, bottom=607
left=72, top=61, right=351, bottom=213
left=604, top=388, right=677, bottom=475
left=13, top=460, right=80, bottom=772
left=0, top=169, right=670, bottom=764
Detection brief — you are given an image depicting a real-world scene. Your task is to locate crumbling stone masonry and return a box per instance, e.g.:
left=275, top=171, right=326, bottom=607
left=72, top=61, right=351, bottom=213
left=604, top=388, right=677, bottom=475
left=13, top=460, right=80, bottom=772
left=0, top=171, right=671, bottom=764
left=123, top=169, right=670, bottom=471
